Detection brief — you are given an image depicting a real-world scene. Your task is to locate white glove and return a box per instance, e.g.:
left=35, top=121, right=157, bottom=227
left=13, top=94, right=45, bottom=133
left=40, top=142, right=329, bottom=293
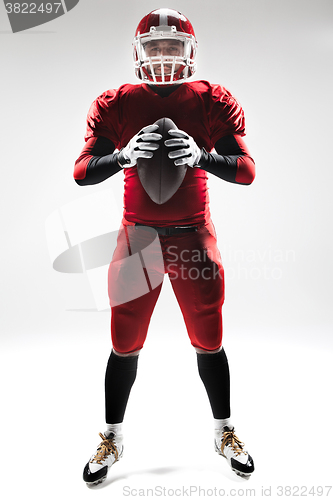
left=164, top=129, right=202, bottom=167
left=118, top=124, right=162, bottom=168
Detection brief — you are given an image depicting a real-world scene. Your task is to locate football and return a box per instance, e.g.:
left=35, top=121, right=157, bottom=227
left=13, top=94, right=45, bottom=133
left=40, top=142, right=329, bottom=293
left=137, top=117, right=187, bottom=204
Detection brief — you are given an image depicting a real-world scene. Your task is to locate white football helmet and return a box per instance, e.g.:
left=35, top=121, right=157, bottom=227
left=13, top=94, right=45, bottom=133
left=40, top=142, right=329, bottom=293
left=133, top=8, right=197, bottom=85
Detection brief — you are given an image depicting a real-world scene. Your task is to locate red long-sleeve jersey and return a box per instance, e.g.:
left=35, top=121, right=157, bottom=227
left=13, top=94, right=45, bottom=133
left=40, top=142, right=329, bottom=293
left=74, top=80, right=255, bottom=226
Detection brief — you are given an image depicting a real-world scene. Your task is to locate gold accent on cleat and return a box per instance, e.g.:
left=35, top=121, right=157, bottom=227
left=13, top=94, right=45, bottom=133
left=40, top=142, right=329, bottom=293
left=90, top=433, right=119, bottom=465
left=220, top=428, right=247, bottom=458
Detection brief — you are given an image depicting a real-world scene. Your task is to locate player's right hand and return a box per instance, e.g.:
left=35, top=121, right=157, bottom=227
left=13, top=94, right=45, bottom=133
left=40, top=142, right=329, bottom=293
left=118, top=124, right=162, bottom=168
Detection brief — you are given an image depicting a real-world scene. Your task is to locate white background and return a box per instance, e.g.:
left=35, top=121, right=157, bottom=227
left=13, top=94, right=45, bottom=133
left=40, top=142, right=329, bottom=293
left=0, top=1, right=332, bottom=499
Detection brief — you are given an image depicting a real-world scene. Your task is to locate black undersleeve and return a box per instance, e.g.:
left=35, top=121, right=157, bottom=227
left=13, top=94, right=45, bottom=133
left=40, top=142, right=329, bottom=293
left=75, top=132, right=246, bottom=186
left=75, top=136, right=122, bottom=186
left=105, top=351, right=138, bottom=424
left=197, top=348, right=231, bottom=419
left=198, top=135, right=244, bottom=184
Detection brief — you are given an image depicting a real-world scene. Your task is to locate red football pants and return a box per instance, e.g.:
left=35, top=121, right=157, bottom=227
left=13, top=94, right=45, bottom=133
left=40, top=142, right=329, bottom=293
left=108, top=219, right=224, bottom=354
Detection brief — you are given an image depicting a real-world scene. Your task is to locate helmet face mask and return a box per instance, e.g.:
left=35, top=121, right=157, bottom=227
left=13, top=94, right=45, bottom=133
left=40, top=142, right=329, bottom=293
left=133, top=10, right=197, bottom=85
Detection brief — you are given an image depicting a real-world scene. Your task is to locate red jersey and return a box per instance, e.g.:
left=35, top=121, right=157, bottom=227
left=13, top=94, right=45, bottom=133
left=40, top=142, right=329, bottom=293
left=84, top=80, right=246, bottom=226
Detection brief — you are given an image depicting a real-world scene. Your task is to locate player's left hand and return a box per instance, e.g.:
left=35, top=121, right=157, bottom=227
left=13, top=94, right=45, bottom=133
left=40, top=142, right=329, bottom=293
left=164, top=129, right=202, bottom=167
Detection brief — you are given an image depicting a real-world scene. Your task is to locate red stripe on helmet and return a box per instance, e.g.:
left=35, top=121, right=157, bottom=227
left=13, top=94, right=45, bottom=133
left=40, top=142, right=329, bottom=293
left=135, top=8, right=196, bottom=37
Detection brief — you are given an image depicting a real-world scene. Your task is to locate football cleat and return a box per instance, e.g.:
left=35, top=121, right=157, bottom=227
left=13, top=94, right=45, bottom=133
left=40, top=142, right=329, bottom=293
left=215, top=426, right=254, bottom=478
left=83, top=432, right=123, bottom=486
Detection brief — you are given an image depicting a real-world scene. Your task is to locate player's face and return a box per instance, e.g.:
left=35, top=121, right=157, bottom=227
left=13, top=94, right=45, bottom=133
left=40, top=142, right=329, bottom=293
left=144, top=39, right=184, bottom=77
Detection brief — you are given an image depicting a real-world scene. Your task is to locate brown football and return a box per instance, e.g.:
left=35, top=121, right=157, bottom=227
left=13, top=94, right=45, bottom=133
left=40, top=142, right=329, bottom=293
left=137, top=117, right=187, bottom=205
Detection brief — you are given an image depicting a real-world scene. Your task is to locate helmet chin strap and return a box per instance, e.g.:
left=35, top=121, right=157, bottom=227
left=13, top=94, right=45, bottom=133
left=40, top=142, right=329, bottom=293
left=174, top=64, right=186, bottom=80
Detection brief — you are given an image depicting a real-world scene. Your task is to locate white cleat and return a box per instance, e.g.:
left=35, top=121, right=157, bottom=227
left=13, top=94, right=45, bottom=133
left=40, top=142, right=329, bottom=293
left=215, top=426, right=254, bottom=478
left=83, top=432, right=123, bottom=486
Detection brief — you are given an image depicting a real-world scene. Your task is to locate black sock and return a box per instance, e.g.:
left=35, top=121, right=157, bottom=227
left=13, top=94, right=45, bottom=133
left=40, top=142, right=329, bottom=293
left=196, top=348, right=231, bottom=419
left=105, top=350, right=138, bottom=424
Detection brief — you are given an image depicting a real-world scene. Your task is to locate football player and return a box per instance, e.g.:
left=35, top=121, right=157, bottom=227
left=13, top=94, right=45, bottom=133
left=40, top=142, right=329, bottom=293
left=74, top=8, right=256, bottom=486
